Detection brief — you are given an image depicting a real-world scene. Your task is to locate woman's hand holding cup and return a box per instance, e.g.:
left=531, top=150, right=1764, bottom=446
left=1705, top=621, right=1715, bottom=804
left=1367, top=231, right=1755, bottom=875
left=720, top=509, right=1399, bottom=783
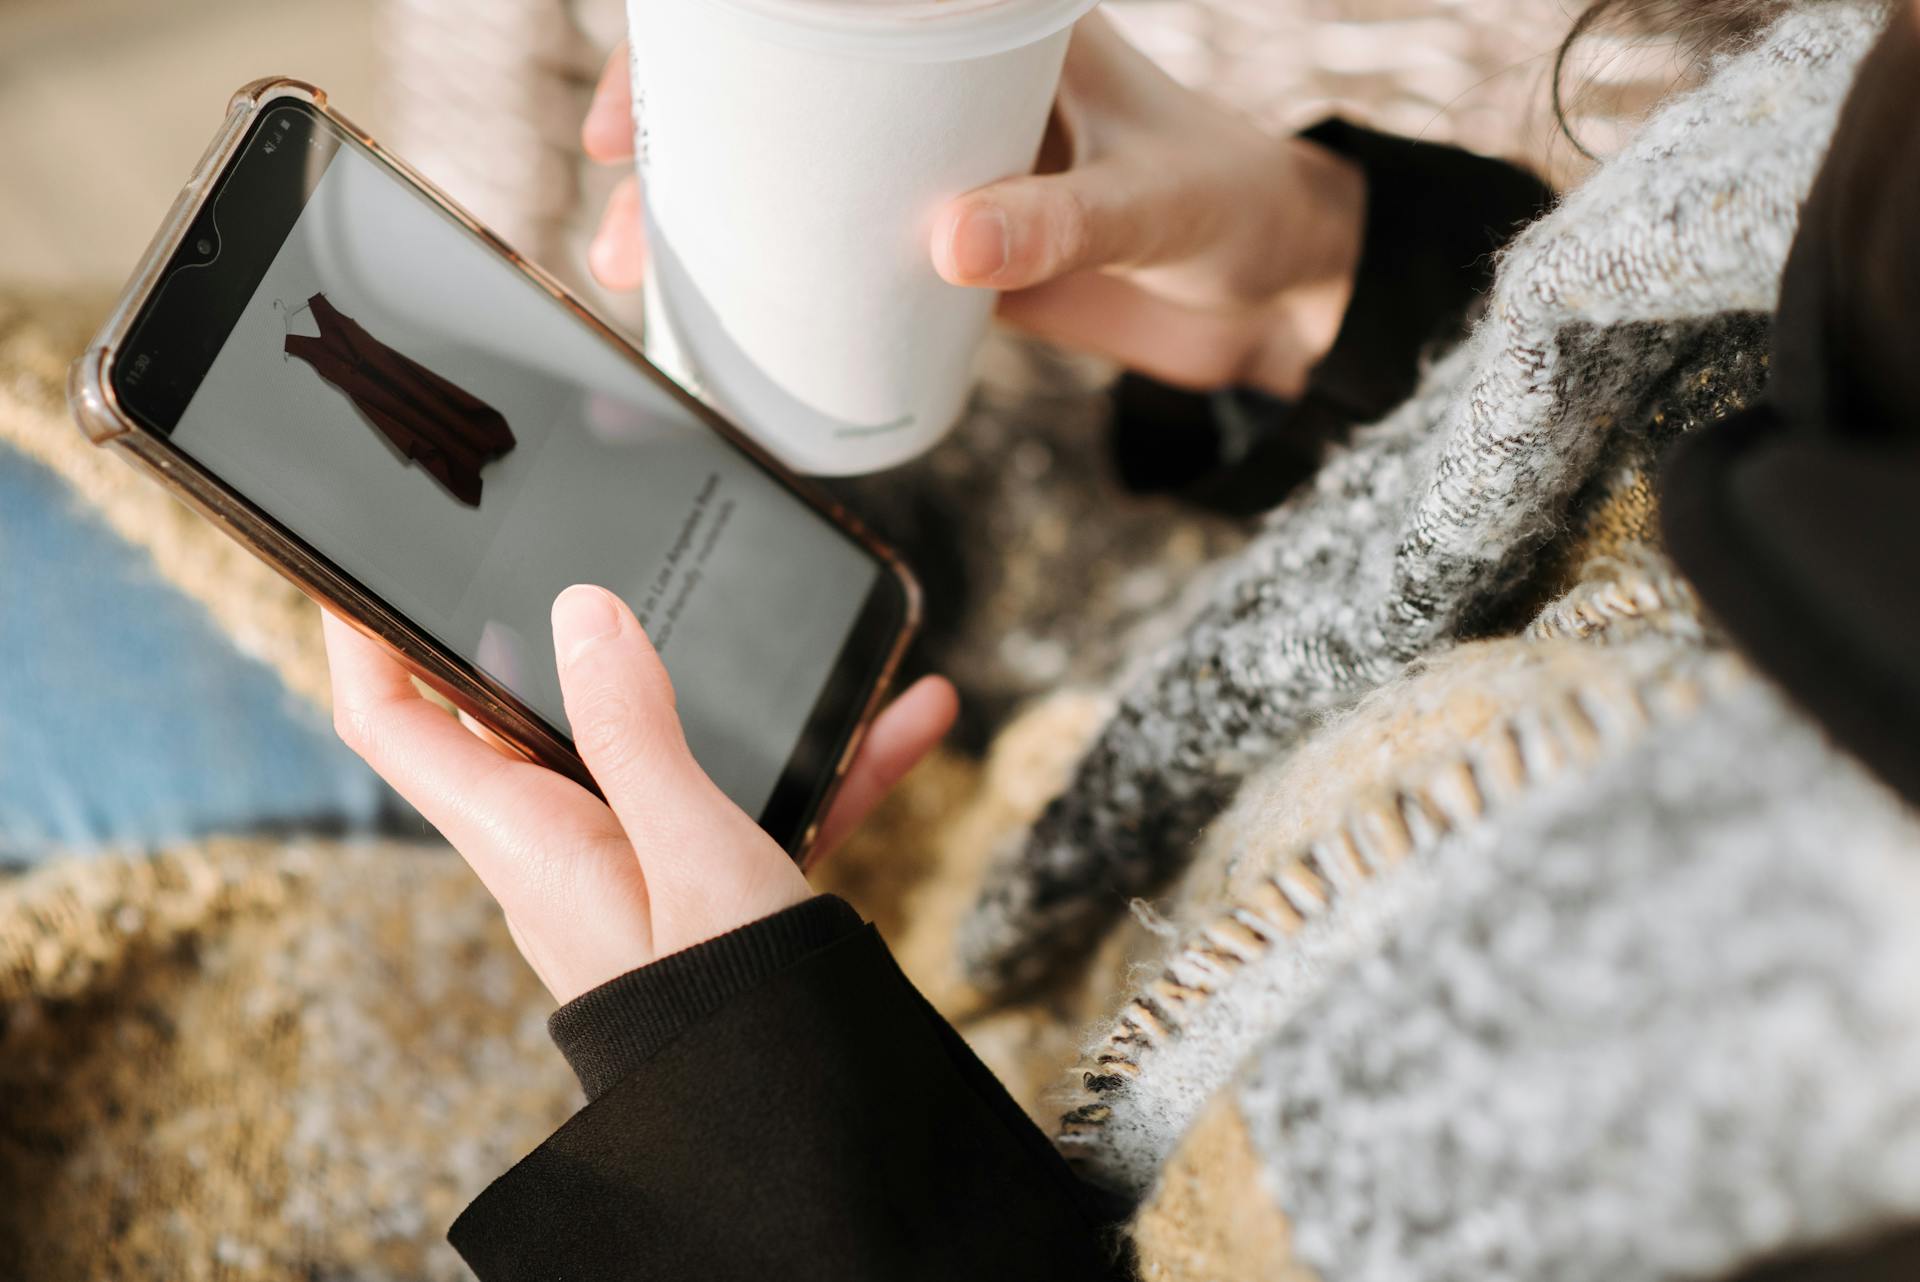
left=581, top=14, right=1364, bottom=401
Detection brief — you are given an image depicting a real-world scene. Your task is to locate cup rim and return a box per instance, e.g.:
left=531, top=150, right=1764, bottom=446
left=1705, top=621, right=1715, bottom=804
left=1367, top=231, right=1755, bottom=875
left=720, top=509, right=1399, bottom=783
left=683, top=0, right=1100, bottom=61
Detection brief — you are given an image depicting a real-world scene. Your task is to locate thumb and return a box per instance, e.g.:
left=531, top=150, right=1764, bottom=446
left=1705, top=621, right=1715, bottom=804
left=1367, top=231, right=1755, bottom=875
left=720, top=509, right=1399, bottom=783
left=933, top=162, right=1175, bottom=291
left=550, top=584, right=802, bottom=949
left=551, top=584, right=706, bottom=843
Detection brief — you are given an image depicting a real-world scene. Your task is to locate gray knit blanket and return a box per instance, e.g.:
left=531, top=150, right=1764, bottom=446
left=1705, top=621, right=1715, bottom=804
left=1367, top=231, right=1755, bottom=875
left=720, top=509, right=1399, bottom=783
left=959, top=0, right=1894, bottom=990
left=958, top=4, right=1920, bottom=1279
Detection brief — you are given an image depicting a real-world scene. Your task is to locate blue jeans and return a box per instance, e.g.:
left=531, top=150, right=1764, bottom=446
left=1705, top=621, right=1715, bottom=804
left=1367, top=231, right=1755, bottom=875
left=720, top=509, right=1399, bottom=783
left=0, top=445, right=392, bottom=863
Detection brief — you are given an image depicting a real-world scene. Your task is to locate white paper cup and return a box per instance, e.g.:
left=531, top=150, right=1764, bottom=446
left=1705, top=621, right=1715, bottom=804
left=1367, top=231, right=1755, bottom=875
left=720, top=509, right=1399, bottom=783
left=626, top=0, right=1098, bottom=474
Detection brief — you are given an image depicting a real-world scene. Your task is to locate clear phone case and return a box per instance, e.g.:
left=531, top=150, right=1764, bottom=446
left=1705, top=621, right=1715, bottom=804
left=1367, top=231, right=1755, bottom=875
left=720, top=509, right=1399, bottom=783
left=68, top=78, right=919, bottom=857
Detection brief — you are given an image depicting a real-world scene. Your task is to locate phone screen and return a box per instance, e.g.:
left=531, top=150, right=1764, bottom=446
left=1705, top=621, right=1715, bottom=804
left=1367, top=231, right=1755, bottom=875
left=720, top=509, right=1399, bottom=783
left=111, top=100, right=903, bottom=842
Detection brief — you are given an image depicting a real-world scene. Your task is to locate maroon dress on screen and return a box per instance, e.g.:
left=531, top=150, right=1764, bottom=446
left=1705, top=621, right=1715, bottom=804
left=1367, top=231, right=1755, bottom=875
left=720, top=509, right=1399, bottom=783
left=283, top=291, right=516, bottom=507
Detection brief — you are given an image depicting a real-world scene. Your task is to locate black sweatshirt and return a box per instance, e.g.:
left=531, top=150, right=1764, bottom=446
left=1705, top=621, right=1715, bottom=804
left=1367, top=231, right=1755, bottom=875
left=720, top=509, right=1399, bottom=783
left=450, top=64, right=1920, bottom=1281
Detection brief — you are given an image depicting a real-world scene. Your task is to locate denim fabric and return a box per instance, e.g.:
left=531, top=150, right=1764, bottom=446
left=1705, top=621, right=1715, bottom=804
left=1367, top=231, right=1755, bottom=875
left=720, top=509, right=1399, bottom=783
left=0, top=445, right=391, bottom=862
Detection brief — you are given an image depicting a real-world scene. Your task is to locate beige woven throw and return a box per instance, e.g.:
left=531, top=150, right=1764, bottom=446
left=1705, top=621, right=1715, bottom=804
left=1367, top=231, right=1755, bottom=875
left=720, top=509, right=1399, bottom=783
left=0, top=3, right=1689, bottom=1275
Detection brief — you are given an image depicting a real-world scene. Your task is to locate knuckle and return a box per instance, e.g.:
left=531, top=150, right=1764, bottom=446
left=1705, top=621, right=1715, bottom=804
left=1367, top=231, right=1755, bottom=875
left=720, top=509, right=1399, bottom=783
left=1048, top=185, right=1098, bottom=271
left=571, top=687, right=656, bottom=778
left=332, top=700, right=375, bottom=756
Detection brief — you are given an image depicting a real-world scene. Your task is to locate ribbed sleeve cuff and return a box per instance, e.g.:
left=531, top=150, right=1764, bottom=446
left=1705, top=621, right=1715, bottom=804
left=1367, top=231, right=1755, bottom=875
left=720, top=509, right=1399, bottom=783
left=548, top=894, right=865, bottom=1101
left=1298, top=117, right=1555, bottom=424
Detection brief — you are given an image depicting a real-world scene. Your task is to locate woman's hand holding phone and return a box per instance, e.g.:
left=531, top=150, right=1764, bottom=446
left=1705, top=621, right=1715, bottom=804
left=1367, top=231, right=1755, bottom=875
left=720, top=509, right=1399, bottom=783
left=582, top=14, right=1365, bottom=400
left=449, top=11, right=1353, bottom=1003
left=325, top=587, right=956, bottom=1004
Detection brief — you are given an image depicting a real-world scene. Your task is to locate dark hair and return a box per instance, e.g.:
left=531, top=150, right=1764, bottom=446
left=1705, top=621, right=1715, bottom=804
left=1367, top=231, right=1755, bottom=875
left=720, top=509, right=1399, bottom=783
left=1553, top=0, right=1792, bottom=155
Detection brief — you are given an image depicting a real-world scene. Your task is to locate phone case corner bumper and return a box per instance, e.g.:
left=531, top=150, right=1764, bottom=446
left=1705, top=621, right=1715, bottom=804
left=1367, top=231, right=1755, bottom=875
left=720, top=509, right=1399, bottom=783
left=67, top=348, right=130, bottom=445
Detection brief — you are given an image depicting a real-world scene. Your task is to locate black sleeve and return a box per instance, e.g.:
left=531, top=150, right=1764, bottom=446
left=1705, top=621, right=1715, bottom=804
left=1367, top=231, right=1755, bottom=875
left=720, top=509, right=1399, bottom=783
left=1112, top=117, right=1555, bottom=516
left=449, top=896, right=1132, bottom=1281
left=1723, top=1222, right=1920, bottom=1282
left=1292, top=118, right=1554, bottom=423
left=1658, top=8, right=1920, bottom=810
left=545, top=892, right=863, bottom=1102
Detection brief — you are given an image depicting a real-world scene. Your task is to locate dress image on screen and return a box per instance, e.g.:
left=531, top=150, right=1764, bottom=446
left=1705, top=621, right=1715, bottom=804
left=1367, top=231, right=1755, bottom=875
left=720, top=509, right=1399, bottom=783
left=281, top=291, right=516, bottom=506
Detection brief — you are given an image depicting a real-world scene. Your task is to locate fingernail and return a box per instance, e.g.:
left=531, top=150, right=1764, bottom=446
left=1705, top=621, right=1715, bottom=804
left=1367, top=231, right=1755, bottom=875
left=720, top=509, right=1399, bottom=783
left=589, top=229, right=617, bottom=280
left=591, top=75, right=624, bottom=117
left=553, top=585, right=623, bottom=666
left=950, top=205, right=1008, bottom=281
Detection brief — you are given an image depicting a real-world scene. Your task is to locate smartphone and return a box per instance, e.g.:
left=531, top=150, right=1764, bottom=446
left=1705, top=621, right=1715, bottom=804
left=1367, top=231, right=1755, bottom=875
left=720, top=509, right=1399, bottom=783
left=70, top=79, right=919, bottom=858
